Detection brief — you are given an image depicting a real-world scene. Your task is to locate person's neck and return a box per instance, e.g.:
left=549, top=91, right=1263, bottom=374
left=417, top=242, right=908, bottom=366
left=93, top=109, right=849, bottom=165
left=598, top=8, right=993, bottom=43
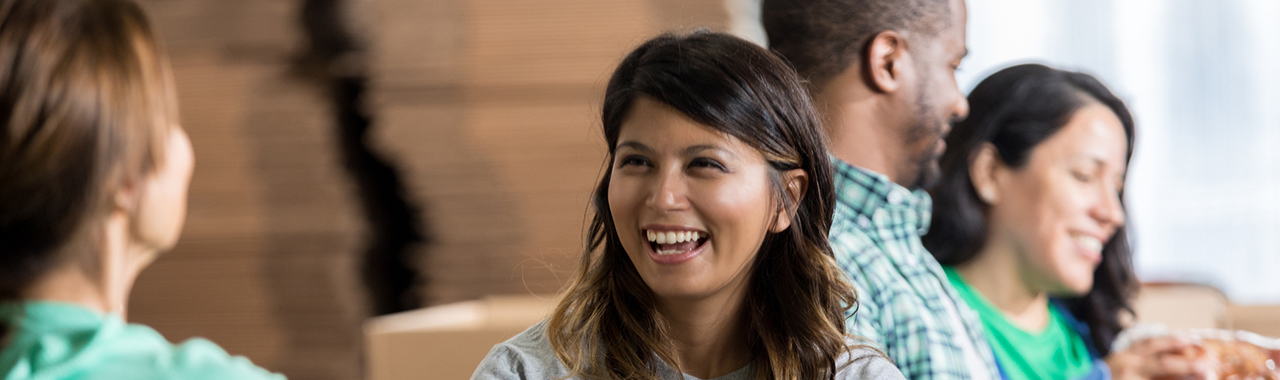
left=655, top=277, right=752, bottom=379
left=814, top=74, right=907, bottom=187
left=22, top=214, right=150, bottom=319
left=953, top=240, right=1051, bottom=332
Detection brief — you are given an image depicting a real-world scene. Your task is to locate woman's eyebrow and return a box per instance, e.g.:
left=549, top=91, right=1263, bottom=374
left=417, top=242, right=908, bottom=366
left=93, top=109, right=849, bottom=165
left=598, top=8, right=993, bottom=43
left=1079, top=155, right=1127, bottom=180
left=682, top=144, right=735, bottom=159
left=1100, top=158, right=1128, bottom=181
left=615, top=141, right=652, bottom=152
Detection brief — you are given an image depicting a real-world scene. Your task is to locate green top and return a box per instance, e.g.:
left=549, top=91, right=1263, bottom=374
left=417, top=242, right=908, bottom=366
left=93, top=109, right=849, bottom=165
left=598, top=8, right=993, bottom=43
left=943, top=267, right=1093, bottom=380
left=0, top=301, right=284, bottom=380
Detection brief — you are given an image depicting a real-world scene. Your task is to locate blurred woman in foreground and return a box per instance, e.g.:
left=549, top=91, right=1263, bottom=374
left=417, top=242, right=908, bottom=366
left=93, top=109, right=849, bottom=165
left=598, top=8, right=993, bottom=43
left=0, top=0, right=282, bottom=378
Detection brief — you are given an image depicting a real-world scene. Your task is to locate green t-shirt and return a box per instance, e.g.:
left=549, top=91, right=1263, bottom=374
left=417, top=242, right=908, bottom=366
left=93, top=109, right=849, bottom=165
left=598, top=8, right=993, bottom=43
left=0, top=301, right=285, bottom=380
left=943, top=267, right=1094, bottom=380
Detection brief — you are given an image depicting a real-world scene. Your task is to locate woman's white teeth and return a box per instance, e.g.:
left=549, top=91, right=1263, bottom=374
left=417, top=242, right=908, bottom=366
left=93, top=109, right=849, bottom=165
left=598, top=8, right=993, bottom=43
left=1074, top=235, right=1103, bottom=253
left=645, top=230, right=703, bottom=245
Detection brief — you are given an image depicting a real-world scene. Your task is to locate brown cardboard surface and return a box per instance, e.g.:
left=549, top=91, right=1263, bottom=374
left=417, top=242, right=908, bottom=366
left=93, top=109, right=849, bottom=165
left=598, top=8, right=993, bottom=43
left=366, top=296, right=555, bottom=380
left=1132, top=284, right=1230, bottom=329
left=1131, top=284, right=1280, bottom=340
left=369, top=329, right=529, bottom=380
left=1229, top=304, right=1280, bottom=338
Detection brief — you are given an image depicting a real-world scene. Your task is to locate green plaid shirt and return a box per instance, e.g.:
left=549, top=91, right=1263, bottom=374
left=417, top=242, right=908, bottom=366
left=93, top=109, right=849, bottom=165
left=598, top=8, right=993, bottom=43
left=831, top=159, right=1000, bottom=380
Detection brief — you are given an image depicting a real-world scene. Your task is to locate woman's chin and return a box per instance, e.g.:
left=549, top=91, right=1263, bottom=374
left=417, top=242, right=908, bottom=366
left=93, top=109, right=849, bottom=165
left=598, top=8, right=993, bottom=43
left=1057, top=278, right=1095, bottom=297
left=646, top=282, right=709, bottom=300
left=1043, top=269, right=1095, bottom=297
left=642, top=276, right=728, bottom=302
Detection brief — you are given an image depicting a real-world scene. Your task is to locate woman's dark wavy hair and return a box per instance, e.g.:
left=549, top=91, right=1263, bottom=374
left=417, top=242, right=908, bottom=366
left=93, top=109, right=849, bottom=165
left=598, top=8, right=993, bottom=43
left=922, top=63, right=1136, bottom=355
left=547, top=31, right=863, bottom=379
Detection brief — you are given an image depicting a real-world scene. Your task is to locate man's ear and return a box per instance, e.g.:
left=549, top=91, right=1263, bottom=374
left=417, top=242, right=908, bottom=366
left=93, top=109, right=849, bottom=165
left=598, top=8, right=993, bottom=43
left=772, top=169, right=809, bottom=233
left=863, top=30, right=908, bottom=94
left=969, top=143, right=1004, bottom=204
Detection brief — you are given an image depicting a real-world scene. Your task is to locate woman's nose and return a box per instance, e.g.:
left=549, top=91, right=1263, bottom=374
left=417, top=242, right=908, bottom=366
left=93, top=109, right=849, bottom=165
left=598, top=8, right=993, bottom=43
left=645, top=167, right=688, bottom=212
left=1092, top=186, right=1126, bottom=228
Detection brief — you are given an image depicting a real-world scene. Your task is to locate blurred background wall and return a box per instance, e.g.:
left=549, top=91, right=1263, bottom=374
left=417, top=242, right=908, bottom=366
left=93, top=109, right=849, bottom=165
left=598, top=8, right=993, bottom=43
left=128, top=0, right=361, bottom=378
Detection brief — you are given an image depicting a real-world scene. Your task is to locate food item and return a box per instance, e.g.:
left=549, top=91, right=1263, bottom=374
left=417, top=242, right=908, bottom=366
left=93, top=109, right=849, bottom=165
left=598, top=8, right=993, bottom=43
left=1118, top=325, right=1280, bottom=380
left=1182, top=339, right=1279, bottom=379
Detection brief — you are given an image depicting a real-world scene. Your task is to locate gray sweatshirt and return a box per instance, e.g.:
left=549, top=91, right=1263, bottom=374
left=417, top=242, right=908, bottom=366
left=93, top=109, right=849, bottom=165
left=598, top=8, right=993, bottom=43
left=472, top=320, right=906, bottom=380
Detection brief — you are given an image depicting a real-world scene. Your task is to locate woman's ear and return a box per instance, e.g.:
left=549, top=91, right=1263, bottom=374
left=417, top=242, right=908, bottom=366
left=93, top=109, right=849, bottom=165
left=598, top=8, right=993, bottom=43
left=969, top=143, right=1004, bottom=204
left=864, top=30, right=908, bottom=94
left=113, top=179, right=139, bottom=215
left=772, top=169, right=808, bottom=233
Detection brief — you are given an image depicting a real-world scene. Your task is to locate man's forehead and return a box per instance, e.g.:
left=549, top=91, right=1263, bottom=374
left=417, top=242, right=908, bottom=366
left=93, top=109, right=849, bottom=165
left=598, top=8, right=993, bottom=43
left=952, top=0, right=968, bottom=21
left=949, top=0, right=969, bottom=49
left=917, top=24, right=965, bottom=58
left=943, top=2, right=968, bottom=56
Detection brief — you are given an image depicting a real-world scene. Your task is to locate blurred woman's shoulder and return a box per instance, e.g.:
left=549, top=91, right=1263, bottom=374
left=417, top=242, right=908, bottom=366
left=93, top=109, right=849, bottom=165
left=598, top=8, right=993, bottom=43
left=0, top=301, right=283, bottom=380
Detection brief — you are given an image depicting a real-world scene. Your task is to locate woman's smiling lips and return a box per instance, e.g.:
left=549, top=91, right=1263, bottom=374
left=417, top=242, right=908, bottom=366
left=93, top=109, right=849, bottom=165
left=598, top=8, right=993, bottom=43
left=1070, top=231, right=1105, bottom=264
left=640, top=224, right=709, bottom=265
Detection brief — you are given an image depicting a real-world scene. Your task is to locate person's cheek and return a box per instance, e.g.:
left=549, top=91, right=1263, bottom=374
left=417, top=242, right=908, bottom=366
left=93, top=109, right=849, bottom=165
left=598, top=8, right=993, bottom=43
left=608, top=177, right=638, bottom=242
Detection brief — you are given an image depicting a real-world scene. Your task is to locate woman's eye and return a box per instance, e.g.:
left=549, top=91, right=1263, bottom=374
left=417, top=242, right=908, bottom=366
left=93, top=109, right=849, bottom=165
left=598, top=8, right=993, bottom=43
left=618, top=155, right=650, bottom=168
left=1071, top=171, right=1092, bottom=182
left=689, top=158, right=728, bottom=172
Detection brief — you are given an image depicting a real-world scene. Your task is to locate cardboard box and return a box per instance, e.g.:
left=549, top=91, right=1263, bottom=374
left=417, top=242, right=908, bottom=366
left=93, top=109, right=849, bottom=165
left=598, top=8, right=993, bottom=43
left=1132, top=283, right=1230, bottom=329
left=365, top=295, right=555, bottom=380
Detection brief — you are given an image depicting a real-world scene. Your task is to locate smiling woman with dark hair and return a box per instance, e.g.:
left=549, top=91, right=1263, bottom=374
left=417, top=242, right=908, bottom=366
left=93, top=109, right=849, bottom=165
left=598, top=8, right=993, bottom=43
left=470, top=31, right=903, bottom=380
left=923, top=63, right=1207, bottom=380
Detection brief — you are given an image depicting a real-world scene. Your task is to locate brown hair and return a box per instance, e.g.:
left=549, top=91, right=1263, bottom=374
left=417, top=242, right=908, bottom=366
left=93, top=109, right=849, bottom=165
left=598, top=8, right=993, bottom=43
left=0, top=0, right=177, bottom=315
left=762, top=0, right=952, bottom=91
left=547, top=31, right=865, bottom=380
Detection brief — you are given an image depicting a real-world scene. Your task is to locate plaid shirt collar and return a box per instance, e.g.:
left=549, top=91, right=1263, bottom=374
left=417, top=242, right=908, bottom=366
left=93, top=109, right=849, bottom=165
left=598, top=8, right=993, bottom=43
left=830, top=156, right=1002, bottom=380
left=831, top=157, right=934, bottom=235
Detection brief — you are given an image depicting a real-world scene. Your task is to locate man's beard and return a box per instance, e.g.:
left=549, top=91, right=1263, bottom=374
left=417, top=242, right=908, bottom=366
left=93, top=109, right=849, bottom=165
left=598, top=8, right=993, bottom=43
left=902, top=87, right=947, bottom=190
left=904, top=125, right=944, bottom=189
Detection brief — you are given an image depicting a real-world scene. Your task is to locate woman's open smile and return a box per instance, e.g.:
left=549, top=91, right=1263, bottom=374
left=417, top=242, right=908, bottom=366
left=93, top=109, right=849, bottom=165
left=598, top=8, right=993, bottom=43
left=641, top=224, right=711, bottom=264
